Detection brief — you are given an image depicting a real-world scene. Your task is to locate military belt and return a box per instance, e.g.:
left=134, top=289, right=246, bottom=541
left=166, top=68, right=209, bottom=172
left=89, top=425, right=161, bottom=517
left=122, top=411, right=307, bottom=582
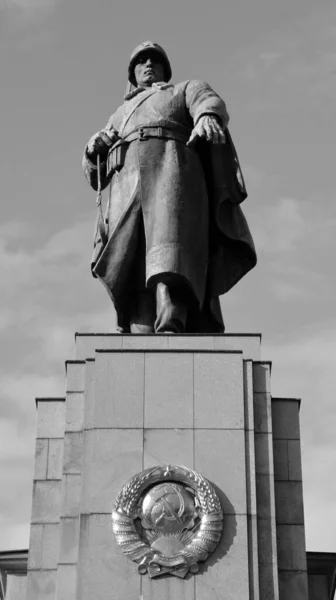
left=122, top=126, right=189, bottom=145
left=107, top=126, right=190, bottom=174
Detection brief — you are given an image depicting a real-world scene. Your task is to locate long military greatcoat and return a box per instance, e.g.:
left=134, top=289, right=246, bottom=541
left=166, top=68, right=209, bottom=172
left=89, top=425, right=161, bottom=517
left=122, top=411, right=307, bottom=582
left=83, top=80, right=256, bottom=331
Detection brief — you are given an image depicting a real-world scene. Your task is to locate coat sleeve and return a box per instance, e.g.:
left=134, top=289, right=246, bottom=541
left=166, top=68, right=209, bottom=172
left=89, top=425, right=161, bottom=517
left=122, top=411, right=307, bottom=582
left=185, top=80, right=229, bottom=129
left=82, top=114, right=116, bottom=192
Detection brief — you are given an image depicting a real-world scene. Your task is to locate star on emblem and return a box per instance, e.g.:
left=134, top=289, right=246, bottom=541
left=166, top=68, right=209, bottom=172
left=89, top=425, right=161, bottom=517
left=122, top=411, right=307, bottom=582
left=163, top=466, right=172, bottom=478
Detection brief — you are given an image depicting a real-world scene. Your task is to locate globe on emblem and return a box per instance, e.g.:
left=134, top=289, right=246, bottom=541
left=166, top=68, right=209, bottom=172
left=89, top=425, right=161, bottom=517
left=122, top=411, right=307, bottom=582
left=141, top=482, right=197, bottom=534
left=112, top=465, right=223, bottom=578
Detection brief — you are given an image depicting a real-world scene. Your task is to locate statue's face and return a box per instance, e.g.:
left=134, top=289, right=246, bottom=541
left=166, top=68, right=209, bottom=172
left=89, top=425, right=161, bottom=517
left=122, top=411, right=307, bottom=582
left=134, top=51, right=165, bottom=87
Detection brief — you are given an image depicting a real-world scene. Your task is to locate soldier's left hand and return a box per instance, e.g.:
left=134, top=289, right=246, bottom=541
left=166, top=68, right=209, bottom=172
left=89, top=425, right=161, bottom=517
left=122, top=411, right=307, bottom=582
left=187, top=115, right=226, bottom=147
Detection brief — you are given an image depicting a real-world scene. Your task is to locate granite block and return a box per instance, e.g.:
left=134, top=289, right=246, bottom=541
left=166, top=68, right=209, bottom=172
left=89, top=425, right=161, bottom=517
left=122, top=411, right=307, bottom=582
left=254, top=392, right=272, bottom=433
left=65, top=393, right=84, bottom=432
left=144, top=428, right=194, bottom=469
left=275, top=482, right=304, bottom=525
left=56, top=564, right=77, bottom=600
left=273, top=440, right=289, bottom=481
left=144, top=352, right=193, bottom=428
left=37, top=401, right=65, bottom=439
left=194, top=353, right=244, bottom=429
left=81, top=429, right=143, bottom=514
left=31, top=480, right=62, bottom=523
left=288, top=440, right=302, bottom=481
left=252, top=363, right=271, bottom=393
left=76, top=334, right=122, bottom=359
left=255, top=433, right=274, bottom=475
left=78, top=514, right=140, bottom=600
left=196, top=515, right=249, bottom=600
left=34, top=439, right=48, bottom=480
left=64, top=433, right=83, bottom=474
left=123, top=335, right=169, bottom=350
left=278, top=570, right=309, bottom=600
left=247, top=515, right=260, bottom=600
left=168, top=335, right=213, bottom=350
left=26, top=570, right=57, bottom=600
left=66, top=362, right=85, bottom=393
left=79, top=430, right=92, bottom=514
left=244, top=360, right=254, bottom=431
left=77, top=514, right=89, bottom=598
left=27, top=524, right=43, bottom=569
left=256, top=474, right=276, bottom=521
left=272, top=400, right=300, bottom=440
left=142, top=572, right=195, bottom=599
left=276, top=525, right=307, bottom=571
left=195, top=429, right=246, bottom=515
left=41, top=523, right=59, bottom=569
left=257, top=518, right=277, bottom=566
left=213, top=335, right=261, bottom=360
left=83, top=360, right=95, bottom=430
left=259, top=563, right=279, bottom=600
left=93, top=352, right=144, bottom=428
left=62, top=474, right=81, bottom=517
left=5, top=574, right=27, bottom=599
left=47, top=439, right=64, bottom=480
left=59, top=517, right=79, bottom=564
left=245, top=430, right=257, bottom=516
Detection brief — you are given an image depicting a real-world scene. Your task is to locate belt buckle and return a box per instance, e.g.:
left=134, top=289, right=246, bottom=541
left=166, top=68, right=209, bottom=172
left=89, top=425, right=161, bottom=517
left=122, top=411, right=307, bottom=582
left=139, top=127, right=148, bottom=141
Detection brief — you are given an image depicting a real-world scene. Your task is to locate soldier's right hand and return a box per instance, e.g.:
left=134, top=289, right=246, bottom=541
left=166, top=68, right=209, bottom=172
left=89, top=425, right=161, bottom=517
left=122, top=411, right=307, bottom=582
left=87, top=128, right=117, bottom=160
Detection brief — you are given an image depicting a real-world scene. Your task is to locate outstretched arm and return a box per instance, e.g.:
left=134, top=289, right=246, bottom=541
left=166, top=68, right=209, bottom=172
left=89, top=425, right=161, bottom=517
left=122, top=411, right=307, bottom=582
left=187, top=115, right=226, bottom=146
left=185, top=80, right=229, bottom=147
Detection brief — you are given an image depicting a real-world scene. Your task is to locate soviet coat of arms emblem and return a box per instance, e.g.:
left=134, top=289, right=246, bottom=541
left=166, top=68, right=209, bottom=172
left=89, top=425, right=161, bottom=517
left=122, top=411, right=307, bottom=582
left=112, top=465, right=223, bottom=578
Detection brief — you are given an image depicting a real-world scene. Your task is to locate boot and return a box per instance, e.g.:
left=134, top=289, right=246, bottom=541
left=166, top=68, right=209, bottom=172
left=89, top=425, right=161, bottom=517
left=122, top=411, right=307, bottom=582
left=154, top=282, right=187, bottom=333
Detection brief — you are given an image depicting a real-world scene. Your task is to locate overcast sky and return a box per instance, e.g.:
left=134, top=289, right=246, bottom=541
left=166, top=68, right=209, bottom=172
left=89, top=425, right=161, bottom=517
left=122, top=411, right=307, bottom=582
left=0, top=0, right=335, bottom=554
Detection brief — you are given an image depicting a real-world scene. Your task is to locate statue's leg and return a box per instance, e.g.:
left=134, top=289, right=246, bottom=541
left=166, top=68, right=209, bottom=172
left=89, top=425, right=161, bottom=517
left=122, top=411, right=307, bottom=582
left=154, top=282, right=187, bottom=334
left=129, top=289, right=156, bottom=334
left=129, top=218, right=156, bottom=334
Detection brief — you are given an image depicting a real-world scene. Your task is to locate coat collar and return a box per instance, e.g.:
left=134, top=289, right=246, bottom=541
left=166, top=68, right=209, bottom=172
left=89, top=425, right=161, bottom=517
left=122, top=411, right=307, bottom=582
left=124, top=82, right=173, bottom=100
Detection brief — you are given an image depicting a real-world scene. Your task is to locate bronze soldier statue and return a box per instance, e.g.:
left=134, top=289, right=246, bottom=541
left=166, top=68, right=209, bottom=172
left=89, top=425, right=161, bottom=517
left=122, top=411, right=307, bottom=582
left=83, top=41, right=256, bottom=334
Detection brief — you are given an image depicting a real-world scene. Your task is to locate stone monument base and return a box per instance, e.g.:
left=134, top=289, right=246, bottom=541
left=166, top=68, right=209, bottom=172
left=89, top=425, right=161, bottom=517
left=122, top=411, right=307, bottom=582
left=25, top=334, right=309, bottom=600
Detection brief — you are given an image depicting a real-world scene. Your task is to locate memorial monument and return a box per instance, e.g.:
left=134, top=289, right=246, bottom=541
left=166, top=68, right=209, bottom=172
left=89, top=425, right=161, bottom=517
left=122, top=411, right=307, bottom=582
left=24, top=42, right=313, bottom=600
left=82, top=41, right=256, bottom=334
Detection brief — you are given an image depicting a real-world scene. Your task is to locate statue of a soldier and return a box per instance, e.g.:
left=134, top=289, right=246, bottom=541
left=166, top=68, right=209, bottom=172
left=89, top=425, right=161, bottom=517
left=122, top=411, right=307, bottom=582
left=83, top=41, right=256, bottom=334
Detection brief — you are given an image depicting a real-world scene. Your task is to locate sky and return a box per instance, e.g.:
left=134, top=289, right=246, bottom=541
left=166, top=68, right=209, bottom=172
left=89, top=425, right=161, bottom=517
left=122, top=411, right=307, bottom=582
left=0, top=0, right=335, bottom=557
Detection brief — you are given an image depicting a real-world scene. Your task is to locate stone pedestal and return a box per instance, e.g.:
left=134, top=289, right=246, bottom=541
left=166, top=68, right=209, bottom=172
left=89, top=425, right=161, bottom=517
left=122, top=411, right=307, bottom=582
left=26, top=334, right=309, bottom=600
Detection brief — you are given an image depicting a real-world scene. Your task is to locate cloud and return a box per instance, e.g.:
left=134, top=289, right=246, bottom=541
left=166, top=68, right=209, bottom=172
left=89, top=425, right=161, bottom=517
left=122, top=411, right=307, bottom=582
left=238, top=5, right=336, bottom=105
left=248, top=190, right=336, bottom=306
left=0, top=217, right=117, bottom=380
left=264, top=327, right=336, bottom=550
left=0, top=415, right=36, bottom=551
left=259, top=52, right=282, bottom=68
left=0, top=215, right=117, bottom=553
left=0, top=419, right=35, bottom=474
left=1, top=373, right=64, bottom=416
left=0, top=456, right=34, bottom=550
left=1, top=0, right=57, bottom=13
left=0, top=0, right=58, bottom=42
left=0, top=522, right=30, bottom=551
left=242, top=164, right=264, bottom=190
left=270, top=279, right=307, bottom=302
left=274, top=48, right=336, bottom=102
left=6, top=0, right=55, bottom=7
left=0, top=218, right=91, bottom=300
left=252, top=196, right=305, bottom=255
left=265, top=328, right=336, bottom=446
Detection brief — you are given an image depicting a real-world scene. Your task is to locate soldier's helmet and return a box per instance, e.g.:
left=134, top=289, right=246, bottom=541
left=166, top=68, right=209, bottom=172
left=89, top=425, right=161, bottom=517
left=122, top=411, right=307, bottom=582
left=128, top=41, right=172, bottom=87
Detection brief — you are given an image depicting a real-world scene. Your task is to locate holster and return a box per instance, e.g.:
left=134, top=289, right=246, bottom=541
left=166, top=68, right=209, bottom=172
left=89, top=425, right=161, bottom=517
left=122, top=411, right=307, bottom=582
left=107, top=141, right=128, bottom=179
